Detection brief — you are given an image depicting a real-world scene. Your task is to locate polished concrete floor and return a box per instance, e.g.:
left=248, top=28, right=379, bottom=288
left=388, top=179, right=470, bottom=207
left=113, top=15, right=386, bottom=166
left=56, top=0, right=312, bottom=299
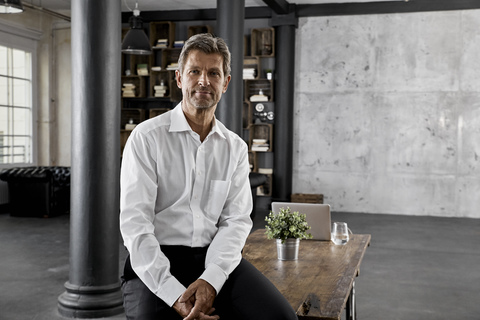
left=1, top=209, right=479, bottom=320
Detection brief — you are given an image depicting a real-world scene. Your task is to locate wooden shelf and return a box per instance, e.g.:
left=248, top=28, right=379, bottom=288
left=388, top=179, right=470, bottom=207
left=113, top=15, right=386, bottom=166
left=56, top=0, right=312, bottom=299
left=188, top=25, right=213, bottom=38
left=243, top=56, right=260, bottom=80
left=170, top=79, right=182, bottom=102
left=120, top=108, right=145, bottom=129
left=121, top=76, right=146, bottom=98
left=245, top=79, right=273, bottom=102
left=251, top=28, right=275, bottom=57
left=249, top=124, right=273, bottom=152
left=250, top=101, right=274, bottom=124
left=243, top=101, right=251, bottom=129
left=161, top=48, right=181, bottom=70
left=150, top=71, right=174, bottom=98
left=149, top=21, right=176, bottom=49
left=149, top=108, right=171, bottom=119
left=248, top=151, right=257, bottom=172
left=129, top=55, right=150, bottom=76
left=120, top=130, right=132, bottom=155
left=257, top=173, right=272, bottom=196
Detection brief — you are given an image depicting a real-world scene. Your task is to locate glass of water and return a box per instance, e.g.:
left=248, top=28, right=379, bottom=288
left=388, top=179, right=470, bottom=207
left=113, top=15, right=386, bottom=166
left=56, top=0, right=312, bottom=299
left=332, top=222, right=349, bottom=245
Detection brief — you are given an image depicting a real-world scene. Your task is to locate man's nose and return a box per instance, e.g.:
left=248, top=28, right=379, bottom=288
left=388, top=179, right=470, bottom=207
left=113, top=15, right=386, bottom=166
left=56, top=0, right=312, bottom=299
left=198, top=72, right=210, bottom=86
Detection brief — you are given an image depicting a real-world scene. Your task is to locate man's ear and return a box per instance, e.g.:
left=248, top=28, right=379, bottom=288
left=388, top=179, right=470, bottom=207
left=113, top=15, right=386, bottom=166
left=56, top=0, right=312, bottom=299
left=223, top=75, right=231, bottom=93
left=175, top=69, right=182, bottom=89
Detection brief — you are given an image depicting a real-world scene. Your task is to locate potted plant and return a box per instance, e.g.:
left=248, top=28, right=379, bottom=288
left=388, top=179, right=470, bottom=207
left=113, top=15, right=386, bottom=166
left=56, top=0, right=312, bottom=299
left=265, top=69, right=273, bottom=80
left=265, top=207, right=313, bottom=260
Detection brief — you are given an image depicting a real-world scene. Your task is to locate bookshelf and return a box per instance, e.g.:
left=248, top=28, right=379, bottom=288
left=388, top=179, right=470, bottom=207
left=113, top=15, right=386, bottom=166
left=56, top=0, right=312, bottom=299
left=120, top=22, right=277, bottom=198
left=243, top=27, right=276, bottom=197
left=120, top=22, right=216, bottom=152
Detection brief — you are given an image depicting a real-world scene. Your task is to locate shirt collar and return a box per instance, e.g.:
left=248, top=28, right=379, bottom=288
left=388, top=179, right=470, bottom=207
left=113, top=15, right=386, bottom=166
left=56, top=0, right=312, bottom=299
left=170, top=102, right=226, bottom=140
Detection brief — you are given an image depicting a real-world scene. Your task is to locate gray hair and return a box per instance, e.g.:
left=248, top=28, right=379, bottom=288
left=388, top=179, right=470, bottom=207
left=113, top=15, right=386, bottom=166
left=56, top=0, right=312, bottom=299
left=178, top=33, right=231, bottom=77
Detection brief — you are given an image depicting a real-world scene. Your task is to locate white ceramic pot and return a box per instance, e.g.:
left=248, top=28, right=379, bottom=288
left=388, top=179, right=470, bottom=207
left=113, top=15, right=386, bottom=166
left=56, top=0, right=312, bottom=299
left=276, top=238, right=300, bottom=260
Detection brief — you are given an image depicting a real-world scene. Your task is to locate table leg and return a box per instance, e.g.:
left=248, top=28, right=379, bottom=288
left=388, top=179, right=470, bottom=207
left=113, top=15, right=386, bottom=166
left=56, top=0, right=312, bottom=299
left=346, top=281, right=356, bottom=320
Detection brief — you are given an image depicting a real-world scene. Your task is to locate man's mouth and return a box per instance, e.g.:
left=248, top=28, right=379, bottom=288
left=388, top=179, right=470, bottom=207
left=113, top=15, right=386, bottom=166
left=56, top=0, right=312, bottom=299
left=194, top=89, right=211, bottom=96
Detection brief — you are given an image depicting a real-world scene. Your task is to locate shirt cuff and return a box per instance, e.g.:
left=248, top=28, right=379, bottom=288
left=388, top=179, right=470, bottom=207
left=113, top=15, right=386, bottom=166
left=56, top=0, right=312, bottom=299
left=199, top=263, right=228, bottom=295
left=156, top=276, right=186, bottom=307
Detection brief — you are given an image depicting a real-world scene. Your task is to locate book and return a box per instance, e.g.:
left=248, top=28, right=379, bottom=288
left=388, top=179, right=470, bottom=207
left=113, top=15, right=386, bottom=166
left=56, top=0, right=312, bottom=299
left=125, top=123, right=137, bottom=130
left=251, top=139, right=269, bottom=152
left=122, top=83, right=136, bottom=97
left=137, top=64, right=149, bottom=76
left=155, top=39, right=168, bottom=48
left=174, top=40, right=185, bottom=48
left=251, top=145, right=269, bottom=152
left=250, top=94, right=268, bottom=102
left=154, top=82, right=168, bottom=97
left=166, top=62, right=179, bottom=70
left=258, top=168, right=273, bottom=174
left=243, top=68, right=256, bottom=79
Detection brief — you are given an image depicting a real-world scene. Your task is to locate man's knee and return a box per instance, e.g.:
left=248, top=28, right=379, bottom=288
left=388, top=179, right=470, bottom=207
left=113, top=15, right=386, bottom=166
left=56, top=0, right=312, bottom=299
left=218, top=259, right=297, bottom=320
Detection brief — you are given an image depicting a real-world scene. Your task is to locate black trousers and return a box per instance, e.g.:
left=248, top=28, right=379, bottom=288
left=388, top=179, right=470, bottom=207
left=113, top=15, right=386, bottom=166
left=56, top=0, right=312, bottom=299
left=122, top=245, right=297, bottom=320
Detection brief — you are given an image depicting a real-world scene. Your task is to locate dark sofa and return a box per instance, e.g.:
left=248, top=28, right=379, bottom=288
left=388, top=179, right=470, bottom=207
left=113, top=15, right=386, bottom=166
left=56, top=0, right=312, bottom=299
left=0, top=166, right=70, bottom=218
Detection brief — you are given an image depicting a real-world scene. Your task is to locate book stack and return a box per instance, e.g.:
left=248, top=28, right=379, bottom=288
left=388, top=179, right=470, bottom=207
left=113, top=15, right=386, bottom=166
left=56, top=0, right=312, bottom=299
left=151, top=66, right=162, bottom=71
left=249, top=89, right=268, bottom=102
left=251, top=139, right=269, bottom=152
left=137, top=64, right=149, bottom=76
left=155, top=39, right=168, bottom=48
left=122, top=83, right=136, bottom=98
left=243, top=68, right=256, bottom=79
left=154, top=81, right=168, bottom=97
left=174, top=40, right=185, bottom=48
left=166, top=62, right=179, bottom=70
left=125, top=118, right=136, bottom=131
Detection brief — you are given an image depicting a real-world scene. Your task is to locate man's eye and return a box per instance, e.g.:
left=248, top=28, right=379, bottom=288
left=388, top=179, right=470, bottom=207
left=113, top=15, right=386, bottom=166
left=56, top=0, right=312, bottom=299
left=190, top=70, right=199, bottom=74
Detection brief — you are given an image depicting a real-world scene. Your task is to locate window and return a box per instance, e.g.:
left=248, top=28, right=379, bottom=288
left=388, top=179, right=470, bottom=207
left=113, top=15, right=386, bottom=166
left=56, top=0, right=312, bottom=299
left=0, top=22, right=40, bottom=167
left=0, top=45, right=33, bottom=164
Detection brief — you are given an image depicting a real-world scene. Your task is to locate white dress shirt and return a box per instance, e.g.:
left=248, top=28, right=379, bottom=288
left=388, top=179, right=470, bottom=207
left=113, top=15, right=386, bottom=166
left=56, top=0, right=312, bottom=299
left=120, top=103, right=253, bottom=307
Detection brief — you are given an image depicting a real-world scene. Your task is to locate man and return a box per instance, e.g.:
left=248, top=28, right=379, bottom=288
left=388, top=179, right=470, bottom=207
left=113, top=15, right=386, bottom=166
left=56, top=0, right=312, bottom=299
left=120, top=33, right=297, bottom=320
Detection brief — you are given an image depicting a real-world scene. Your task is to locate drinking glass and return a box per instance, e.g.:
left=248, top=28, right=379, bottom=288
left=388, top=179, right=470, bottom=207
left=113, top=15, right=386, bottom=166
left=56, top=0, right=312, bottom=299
left=332, top=222, right=349, bottom=245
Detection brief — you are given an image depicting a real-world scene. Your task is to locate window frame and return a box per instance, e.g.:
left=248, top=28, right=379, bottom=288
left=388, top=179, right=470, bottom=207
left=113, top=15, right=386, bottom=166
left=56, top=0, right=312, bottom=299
left=0, top=20, right=41, bottom=169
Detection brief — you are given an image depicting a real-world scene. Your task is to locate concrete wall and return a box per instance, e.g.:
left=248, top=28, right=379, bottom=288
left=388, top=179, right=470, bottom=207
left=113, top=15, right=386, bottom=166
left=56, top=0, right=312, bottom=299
left=293, top=10, right=480, bottom=218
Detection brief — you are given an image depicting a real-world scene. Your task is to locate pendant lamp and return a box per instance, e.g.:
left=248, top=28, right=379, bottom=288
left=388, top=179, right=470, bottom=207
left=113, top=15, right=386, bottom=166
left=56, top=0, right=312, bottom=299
left=121, top=3, right=151, bottom=55
left=0, top=0, right=24, bottom=13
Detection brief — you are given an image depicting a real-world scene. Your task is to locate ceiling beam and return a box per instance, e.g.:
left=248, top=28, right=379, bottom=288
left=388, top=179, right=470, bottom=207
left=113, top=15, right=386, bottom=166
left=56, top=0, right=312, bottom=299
left=262, top=0, right=291, bottom=14
left=122, top=6, right=272, bottom=23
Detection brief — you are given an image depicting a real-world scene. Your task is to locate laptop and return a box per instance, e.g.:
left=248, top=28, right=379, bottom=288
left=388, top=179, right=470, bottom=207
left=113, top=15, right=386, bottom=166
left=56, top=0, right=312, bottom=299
left=271, top=202, right=331, bottom=241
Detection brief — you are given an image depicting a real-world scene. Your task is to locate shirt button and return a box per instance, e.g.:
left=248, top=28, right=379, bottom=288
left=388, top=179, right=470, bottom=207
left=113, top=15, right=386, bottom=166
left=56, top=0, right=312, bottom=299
left=196, top=215, right=200, bottom=219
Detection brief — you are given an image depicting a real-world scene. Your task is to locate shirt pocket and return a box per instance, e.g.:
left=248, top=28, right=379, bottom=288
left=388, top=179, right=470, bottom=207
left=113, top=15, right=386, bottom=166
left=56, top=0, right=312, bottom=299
left=205, top=180, right=231, bottom=222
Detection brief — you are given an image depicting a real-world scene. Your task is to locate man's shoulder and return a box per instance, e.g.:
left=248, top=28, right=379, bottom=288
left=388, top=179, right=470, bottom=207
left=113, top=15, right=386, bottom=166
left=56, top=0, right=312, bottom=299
left=216, top=121, right=248, bottom=149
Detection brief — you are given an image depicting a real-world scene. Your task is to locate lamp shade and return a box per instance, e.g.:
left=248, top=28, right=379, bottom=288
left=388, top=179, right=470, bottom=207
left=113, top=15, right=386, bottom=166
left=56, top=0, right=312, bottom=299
left=0, top=0, right=24, bottom=13
left=121, top=14, right=151, bottom=55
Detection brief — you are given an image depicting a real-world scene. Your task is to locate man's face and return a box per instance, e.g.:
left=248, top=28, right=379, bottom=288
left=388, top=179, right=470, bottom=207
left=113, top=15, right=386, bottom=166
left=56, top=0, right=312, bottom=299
left=176, top=50, right=231, bottom=111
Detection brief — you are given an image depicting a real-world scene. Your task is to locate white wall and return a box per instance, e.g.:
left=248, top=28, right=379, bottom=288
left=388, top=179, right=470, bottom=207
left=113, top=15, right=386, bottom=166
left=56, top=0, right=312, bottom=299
left=293, top=10, right=480, bottom=218
left=0, top=12, right=71, bottom=167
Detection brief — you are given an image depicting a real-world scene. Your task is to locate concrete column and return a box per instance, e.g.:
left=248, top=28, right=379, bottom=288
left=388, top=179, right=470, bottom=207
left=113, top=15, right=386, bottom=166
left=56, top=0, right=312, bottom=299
left=272, top=17, right=297, bottom=201
left=57, top=0, right=123, bottom=317
left=215, top=0, right=245, bottom=135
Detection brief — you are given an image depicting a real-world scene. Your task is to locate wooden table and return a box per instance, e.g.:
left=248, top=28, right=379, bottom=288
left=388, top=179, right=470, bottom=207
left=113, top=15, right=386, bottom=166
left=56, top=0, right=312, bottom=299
left=243, top=229, right=371, bottom=320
